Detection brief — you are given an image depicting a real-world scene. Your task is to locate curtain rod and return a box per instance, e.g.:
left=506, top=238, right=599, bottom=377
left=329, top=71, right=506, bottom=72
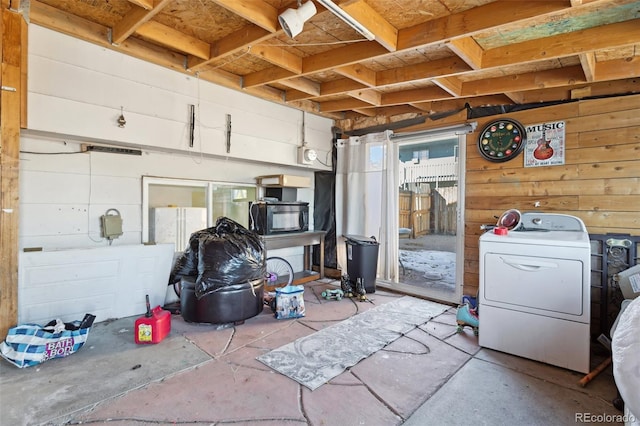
left=389, top=122, right=477, bottom=142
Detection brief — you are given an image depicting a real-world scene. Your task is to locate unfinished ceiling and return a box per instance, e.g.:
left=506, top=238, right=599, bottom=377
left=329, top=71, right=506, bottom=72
left=24, top=0, right=640, bottom=131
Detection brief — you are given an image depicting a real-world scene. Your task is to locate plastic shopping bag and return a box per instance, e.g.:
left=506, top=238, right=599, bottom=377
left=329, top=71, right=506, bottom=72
left=0, top=313, right=96, bottom=368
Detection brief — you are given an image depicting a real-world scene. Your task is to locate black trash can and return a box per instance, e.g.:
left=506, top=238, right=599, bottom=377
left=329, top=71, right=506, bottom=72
left=345, top=235, right=379, bottom=293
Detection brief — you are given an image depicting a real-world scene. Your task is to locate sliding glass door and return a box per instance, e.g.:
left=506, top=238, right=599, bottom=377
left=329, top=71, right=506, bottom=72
left=376, top=127, right=469, bottom=305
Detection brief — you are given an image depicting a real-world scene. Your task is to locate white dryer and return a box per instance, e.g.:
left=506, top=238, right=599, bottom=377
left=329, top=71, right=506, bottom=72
left=479, top=213, right=591, bottom=373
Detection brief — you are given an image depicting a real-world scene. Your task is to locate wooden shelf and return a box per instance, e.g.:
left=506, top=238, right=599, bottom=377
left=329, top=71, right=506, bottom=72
left=256, top=174, right=311, bottom=188
left=292, top=270, right=320, bottom=285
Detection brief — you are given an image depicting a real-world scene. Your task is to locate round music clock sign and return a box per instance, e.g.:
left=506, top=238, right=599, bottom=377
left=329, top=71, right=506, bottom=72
left=477, top=118, right=527, bottom=162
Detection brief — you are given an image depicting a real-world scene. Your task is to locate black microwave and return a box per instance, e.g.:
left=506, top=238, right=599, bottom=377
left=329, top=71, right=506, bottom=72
left=249, top=201, right=309, bottom=235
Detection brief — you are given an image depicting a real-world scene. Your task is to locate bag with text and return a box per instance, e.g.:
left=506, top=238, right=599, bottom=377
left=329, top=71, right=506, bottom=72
left=0, top=314, right=96, bottom=368
left=275, top=285, right=305, bottom=320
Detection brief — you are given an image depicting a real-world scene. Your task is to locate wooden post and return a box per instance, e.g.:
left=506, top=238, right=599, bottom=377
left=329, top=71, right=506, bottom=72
left=1, top=0, right=26, bottom=338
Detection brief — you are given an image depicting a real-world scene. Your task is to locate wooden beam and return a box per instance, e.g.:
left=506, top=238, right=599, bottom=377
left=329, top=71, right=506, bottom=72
left=319, top=97, right=371, bottom=112
left=503, top=92, right=526, bottom=104
left=284, top=88, right=313, bottom=102
left=127, top=0, right=153, bottom=10
left=188, top=25, right=273, bottom=72
left=243, top=84, right=285, bottom=103
left=196, top=66, right=243, bottom=90
left=250, top=44, right=303, bottom=74
left=243, top=66, right=296, bottom=88
left=411, top=96, right=510, bottom=114
left=462, top=65, right=587, bottom=96
left=593, top=56, right=640, bottom=81
left=302, top=40, right=388, bottom=74
left=381, top=86, right=453, bottom=105
left=20, top=7, right=27, bottom=128
left=571, top=86, right=592, bottom=99
left=112, top=0, right=172, bottom=45
left=31, top=2, right=191, bottom=74
left=321, top=78, right=368, bottom=96
left=340, top=0, right=398, bottom=51
left=30, top=0, right=108, bottom=45
left=376, top=57, right=471, bottom=87
left=580, top=52, right=596, bottom=82
left=514, top=77, right=640, bottom=104
left=335, top=64, right=376, bottom=87
left=397, top=1, right=569, bottom=51
left=1, top=5, right=23, bottom=339
left=352, top=108, right=378, bottom=117
left=348, top=88, right=382, bottom=106
left=279, top=77, right=321, bottom=96
left=482, top=19, right=640, bottom=69
left=432, top=77, right=464, bottom=97
left=135, top=20, right=210, bottom=60
left=211, top=0, right=279, bottom=33
left=447, top=37, right=484, bottom=70
left=116, top=35, right=190, bottom=73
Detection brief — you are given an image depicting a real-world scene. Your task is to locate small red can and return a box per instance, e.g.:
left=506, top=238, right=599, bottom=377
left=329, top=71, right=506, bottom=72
left=135, top=296, right=171, bottom=344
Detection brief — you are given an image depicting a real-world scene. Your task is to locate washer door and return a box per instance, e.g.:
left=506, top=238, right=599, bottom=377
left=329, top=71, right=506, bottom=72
left=497, top=209, right=522, bottom=230
left=483, top=252, right=584, bottom=317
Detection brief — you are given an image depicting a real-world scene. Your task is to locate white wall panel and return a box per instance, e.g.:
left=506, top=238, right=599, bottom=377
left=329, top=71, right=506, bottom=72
left=27, top=25, right=332, bottom=169
left=20, top=204, right=90, bottom=237
left=28, top=93, right=192, bottom=150
left=18, top=244, right=174, bottom=324
left=20, top=170, right=90, bottom=204
left=88, top=175, right=140, bottom=204
left=20, top=234, right=143, bottom=252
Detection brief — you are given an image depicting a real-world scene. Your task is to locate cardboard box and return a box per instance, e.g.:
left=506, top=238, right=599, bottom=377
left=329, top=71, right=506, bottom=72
left=256, top=174, right=311, bottom=188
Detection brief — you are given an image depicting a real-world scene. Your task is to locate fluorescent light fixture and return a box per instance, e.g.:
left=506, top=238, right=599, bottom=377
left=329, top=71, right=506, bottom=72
left=316, top=0, right=375, bottom=41
left=278, top=1, right=317, bottom=38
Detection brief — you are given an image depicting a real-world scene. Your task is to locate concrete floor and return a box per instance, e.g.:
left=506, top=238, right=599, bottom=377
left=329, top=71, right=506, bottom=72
left=0, top=280, right=623, bottom=426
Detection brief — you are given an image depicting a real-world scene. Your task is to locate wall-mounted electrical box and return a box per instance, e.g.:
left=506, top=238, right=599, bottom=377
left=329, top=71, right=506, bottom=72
left=101, top=209, right=123, bottom=240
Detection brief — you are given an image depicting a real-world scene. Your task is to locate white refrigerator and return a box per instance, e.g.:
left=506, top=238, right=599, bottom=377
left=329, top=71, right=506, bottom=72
left=150, top=207, right=208, bottom=251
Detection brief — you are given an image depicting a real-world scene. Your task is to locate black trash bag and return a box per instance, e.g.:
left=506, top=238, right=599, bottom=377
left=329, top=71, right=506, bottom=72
left=195, top=217, right=265, bottom=298
left=168, top=227, right=213, bottom=287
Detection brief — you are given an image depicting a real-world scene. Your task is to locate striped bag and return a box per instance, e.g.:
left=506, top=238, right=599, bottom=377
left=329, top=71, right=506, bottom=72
left=0, top=314, right=96, bottom=368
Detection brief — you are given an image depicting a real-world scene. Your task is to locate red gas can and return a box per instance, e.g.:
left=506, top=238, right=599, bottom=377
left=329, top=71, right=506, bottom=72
left=135, top=295, right=171, bottom=344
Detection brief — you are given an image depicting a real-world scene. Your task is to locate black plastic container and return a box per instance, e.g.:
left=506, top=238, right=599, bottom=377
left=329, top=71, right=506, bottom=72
left=345, top=235, right=379, bottom=293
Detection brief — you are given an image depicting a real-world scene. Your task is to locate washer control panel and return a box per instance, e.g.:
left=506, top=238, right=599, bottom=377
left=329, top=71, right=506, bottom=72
left=518, top=213, right=586, bottom=232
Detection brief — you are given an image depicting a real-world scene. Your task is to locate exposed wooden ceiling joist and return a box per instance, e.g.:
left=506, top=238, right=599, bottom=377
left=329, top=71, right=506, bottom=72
left=26, top=0, right=640, bottom=131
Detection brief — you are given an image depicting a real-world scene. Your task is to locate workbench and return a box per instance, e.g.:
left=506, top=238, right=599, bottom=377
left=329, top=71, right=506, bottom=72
left=261, top=231, right=326, bottom=284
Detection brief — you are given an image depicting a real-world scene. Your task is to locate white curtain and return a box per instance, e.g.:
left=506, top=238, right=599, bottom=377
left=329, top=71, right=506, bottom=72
left=335, top=130, right=399, bottom=282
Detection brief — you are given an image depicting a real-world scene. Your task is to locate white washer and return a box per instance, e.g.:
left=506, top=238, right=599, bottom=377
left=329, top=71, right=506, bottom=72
left=479, top=213, right=591, bottom=373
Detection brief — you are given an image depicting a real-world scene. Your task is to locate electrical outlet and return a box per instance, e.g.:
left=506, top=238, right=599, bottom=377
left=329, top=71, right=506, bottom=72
left=298, top=146, right=317, bottom=165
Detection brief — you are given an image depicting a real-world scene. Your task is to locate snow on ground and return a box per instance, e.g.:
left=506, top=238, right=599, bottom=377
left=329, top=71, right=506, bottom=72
left=399, top=250, right=456, bottom=290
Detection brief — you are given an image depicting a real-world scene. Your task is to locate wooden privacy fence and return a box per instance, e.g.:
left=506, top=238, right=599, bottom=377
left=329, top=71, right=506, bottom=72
left=399, top=190, right=431, bottom=238
left=400, top=187, right=457, bottom=237
left=432, top=190, right=457, bottom=235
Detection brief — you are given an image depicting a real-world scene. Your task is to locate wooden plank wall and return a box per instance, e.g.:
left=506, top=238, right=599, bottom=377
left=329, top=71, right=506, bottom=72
left=0, top=3, right=26, bottom=338
left=463, top=93, right=640, bottom=296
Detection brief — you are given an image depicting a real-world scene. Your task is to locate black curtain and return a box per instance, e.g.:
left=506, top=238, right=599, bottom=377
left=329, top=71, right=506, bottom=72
left=313, top=135, right=338, bottom=269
